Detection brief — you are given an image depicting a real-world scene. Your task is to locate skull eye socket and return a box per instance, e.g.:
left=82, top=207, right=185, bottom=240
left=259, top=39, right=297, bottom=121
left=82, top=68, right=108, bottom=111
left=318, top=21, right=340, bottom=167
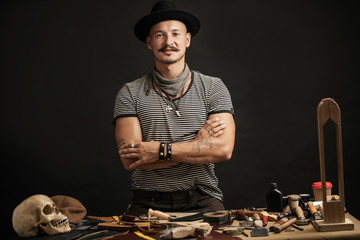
left=42, top=204, right=54, bottom=215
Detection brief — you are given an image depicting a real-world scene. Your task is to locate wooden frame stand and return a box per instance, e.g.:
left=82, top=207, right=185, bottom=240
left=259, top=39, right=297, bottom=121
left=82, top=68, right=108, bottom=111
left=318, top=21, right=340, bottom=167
left=312, top=98, right=354, bottom=231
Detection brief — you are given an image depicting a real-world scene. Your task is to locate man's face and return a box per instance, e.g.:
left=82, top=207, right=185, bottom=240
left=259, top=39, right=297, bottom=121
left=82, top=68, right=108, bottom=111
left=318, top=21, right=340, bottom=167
left=146, top=20, right=191, bottom=65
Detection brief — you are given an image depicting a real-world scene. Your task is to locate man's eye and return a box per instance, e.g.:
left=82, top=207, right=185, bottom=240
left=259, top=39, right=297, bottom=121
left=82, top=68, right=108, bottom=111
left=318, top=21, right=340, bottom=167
left=173, top=33, right=180, bottom=36
left=156, top=33, right=164, bottom=37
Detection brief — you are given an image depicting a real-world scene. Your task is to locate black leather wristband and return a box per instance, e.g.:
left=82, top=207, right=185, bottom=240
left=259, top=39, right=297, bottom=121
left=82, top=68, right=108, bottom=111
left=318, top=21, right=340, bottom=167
left=159, top=143, right=165, bottom=161
left=166, top=143, right=172, bottom=161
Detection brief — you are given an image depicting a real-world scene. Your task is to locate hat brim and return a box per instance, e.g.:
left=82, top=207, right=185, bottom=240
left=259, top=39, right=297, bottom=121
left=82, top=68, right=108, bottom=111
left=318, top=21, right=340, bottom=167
left=134, top=9, right=200, bottom=43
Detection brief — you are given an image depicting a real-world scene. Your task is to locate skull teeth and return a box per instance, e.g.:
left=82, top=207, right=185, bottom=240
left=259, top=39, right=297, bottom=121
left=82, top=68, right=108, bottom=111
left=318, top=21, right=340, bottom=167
left=51, top=218, right=69, bottom=228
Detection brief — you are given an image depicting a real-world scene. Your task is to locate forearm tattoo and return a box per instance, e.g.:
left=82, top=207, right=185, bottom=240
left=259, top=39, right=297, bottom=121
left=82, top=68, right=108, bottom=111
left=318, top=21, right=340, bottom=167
left=192, top=139, right=213, bottom=152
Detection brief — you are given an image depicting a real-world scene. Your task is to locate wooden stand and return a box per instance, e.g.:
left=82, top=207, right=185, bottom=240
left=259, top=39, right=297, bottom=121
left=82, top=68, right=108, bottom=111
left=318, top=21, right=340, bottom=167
left=314, top=98, right=354, bottom=231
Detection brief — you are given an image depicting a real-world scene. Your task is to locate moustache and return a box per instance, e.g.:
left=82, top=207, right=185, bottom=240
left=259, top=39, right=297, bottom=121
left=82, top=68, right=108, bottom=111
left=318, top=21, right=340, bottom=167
left=158, top=45, right=180, bottom=52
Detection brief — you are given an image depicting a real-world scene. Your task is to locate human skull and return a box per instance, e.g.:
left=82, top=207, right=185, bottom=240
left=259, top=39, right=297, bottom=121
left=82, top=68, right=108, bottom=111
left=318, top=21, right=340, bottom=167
left=12, top=194, right=71, bottom=238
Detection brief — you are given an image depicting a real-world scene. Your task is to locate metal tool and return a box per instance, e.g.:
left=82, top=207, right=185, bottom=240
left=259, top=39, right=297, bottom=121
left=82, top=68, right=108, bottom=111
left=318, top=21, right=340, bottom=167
left=295, top=206, right=310, bottom=225
left=251, top=213, right=269, bottom=237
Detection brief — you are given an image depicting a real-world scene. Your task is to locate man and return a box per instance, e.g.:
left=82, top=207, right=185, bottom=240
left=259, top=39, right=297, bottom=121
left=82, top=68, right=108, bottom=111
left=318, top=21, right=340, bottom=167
left=113, top=0, right=235, bottom=215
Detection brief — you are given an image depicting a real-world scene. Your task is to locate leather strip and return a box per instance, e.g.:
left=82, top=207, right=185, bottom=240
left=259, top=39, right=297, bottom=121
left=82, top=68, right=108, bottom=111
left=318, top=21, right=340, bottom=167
left=159, top=143, right=165, bottom=160
left=166, top=143, right=172, bottom=161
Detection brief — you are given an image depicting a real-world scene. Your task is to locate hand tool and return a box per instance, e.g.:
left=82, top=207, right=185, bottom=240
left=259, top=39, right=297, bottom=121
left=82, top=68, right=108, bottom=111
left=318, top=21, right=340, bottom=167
left=231, top=210, right=250, bottom=221
left=294, top=206, right=310, bottom=225
left=292, top=224, right=304, bottom=231
left=160, top=222, right=212, bottom=239
left=169, top=209, right=214, bottom=222
left=251, top=213, right=269, bottom=237
left=261, top=215, right=268, bottom=227
left=232, top=209, right=278, bottom=221
left=218, top=226, right=249, bottom=237
left=253, top=214, right=263, bottom=228
left=239, top=220, right=254, bottom=229
left=277, top=205, right=292, bottom=220
left=148, top=208, right=174, bottom=220
left=270, top=217, right=297, bottom=233
left=269, top=218, right=288, bottom=232
left=307, top=201, right=322, bottom=220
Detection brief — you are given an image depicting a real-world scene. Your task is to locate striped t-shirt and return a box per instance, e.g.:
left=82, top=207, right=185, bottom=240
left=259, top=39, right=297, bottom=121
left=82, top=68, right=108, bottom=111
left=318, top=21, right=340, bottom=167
left=113, top=70, right=234, bottom=201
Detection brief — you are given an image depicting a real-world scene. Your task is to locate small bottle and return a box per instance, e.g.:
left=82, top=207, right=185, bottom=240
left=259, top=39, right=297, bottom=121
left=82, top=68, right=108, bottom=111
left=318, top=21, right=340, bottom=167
left=266, top=183, right=283, bottom=212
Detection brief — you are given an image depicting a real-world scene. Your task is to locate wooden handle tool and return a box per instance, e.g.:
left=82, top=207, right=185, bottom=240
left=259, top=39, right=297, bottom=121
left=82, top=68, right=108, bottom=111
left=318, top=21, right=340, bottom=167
left=253, top=213, right=263, bottom=228
left=148, top=208, right=173, bottom=220
left=295, top=206, right=310, bottom=225
left=271, top=218, right=297, bottom=233
left=308, top=201, right=322, bottom=220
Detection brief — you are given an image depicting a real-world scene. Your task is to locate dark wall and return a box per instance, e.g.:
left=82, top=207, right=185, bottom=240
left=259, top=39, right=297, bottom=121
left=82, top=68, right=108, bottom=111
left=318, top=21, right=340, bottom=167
left=2, top=0, right=360, bottom=237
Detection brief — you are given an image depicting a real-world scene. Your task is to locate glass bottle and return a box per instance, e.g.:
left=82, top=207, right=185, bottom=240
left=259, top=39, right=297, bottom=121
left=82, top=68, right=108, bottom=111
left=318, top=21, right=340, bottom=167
left=266, top=183, right=283, bottom=212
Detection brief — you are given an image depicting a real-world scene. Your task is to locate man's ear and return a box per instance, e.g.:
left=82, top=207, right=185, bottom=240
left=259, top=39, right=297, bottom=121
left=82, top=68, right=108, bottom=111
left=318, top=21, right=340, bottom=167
left=146, top=36, right=152, bottom=50
left=186, top=32, right=191, bottom=48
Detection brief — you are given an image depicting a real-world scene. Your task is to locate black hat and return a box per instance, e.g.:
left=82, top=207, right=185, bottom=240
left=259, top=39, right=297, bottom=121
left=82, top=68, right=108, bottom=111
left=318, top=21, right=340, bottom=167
left=134, top=0, right=200, bottom=43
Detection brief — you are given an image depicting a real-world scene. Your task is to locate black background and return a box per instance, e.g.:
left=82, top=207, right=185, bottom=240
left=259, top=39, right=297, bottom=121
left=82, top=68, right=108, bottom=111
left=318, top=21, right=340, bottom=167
left=2, top=0, right=360, bottom=238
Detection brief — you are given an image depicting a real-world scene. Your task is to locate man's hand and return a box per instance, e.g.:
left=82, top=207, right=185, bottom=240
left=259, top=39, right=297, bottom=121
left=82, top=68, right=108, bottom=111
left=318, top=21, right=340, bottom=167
left=119, top=118, right=227, bottom=169
left=194, top=117, right=227, bottom=140
left=119, top=140, right=160, bottom=169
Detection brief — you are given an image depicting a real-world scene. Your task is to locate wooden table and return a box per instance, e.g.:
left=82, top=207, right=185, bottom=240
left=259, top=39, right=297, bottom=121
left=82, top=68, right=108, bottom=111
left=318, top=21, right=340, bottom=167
left=168, top=212, right=360, bottom=239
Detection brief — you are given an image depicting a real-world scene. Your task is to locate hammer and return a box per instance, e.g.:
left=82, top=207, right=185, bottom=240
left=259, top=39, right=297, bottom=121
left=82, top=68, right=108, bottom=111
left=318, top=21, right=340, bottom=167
left=295, top=206, right=310, bottom=225
left=307, top=201, right=322, bottom=220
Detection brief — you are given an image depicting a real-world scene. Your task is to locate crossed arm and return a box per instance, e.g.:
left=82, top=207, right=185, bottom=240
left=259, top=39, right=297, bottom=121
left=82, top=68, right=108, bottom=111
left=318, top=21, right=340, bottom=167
left=115, top=112, right=235, bottom=170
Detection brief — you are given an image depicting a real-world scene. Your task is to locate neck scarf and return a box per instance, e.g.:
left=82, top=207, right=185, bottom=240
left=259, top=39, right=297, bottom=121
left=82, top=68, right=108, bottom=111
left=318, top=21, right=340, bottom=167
left=152, top=64, right=190, bottom=97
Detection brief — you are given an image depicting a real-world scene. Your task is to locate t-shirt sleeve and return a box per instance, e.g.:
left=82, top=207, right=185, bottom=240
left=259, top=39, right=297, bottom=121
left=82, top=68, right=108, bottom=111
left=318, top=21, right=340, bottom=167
left=113, top=84, right=137, bottom=125
left=208, top=78, right=235, bottom=116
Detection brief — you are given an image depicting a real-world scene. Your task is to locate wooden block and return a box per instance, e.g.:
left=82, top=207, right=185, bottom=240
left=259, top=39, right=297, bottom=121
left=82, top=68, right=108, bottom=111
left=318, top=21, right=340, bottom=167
left=324, top=200, right=345, bottom=223
left=311, top=218, right=354, bottom=232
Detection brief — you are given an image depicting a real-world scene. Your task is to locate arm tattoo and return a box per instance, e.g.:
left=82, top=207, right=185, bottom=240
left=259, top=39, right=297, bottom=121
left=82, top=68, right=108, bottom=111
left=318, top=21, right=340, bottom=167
left=192, top=139, right=213, bottom=152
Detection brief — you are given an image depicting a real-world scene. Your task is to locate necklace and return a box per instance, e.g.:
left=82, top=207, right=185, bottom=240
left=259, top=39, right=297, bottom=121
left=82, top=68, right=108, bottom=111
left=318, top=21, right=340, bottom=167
left=159, top=81, right=187, bottom=117
left=152, top=65, right=190, bottom=117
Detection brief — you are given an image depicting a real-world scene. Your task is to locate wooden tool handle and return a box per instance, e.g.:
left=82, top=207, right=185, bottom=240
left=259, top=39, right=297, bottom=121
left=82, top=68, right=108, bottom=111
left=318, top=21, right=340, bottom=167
left=231, top=210, right=248, bottom=220
left=269, top=218, right=288, bottom=232
left=273, top=218, right=297, bottom=233
left=148, top=208, right=170, bottom=219
left=253, top=213, right=260, bottom=220
left=171, top=226, right=195, bottom=238
left=295, top=206, right=305, bottom=219
left=307, top=201, right=318, bottom=215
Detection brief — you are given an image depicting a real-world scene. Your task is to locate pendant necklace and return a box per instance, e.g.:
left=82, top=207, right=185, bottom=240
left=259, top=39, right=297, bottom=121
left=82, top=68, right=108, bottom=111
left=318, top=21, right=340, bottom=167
left=152, top=64, right=190, bottom=117
left=157, top=79, right=187, bottom=117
